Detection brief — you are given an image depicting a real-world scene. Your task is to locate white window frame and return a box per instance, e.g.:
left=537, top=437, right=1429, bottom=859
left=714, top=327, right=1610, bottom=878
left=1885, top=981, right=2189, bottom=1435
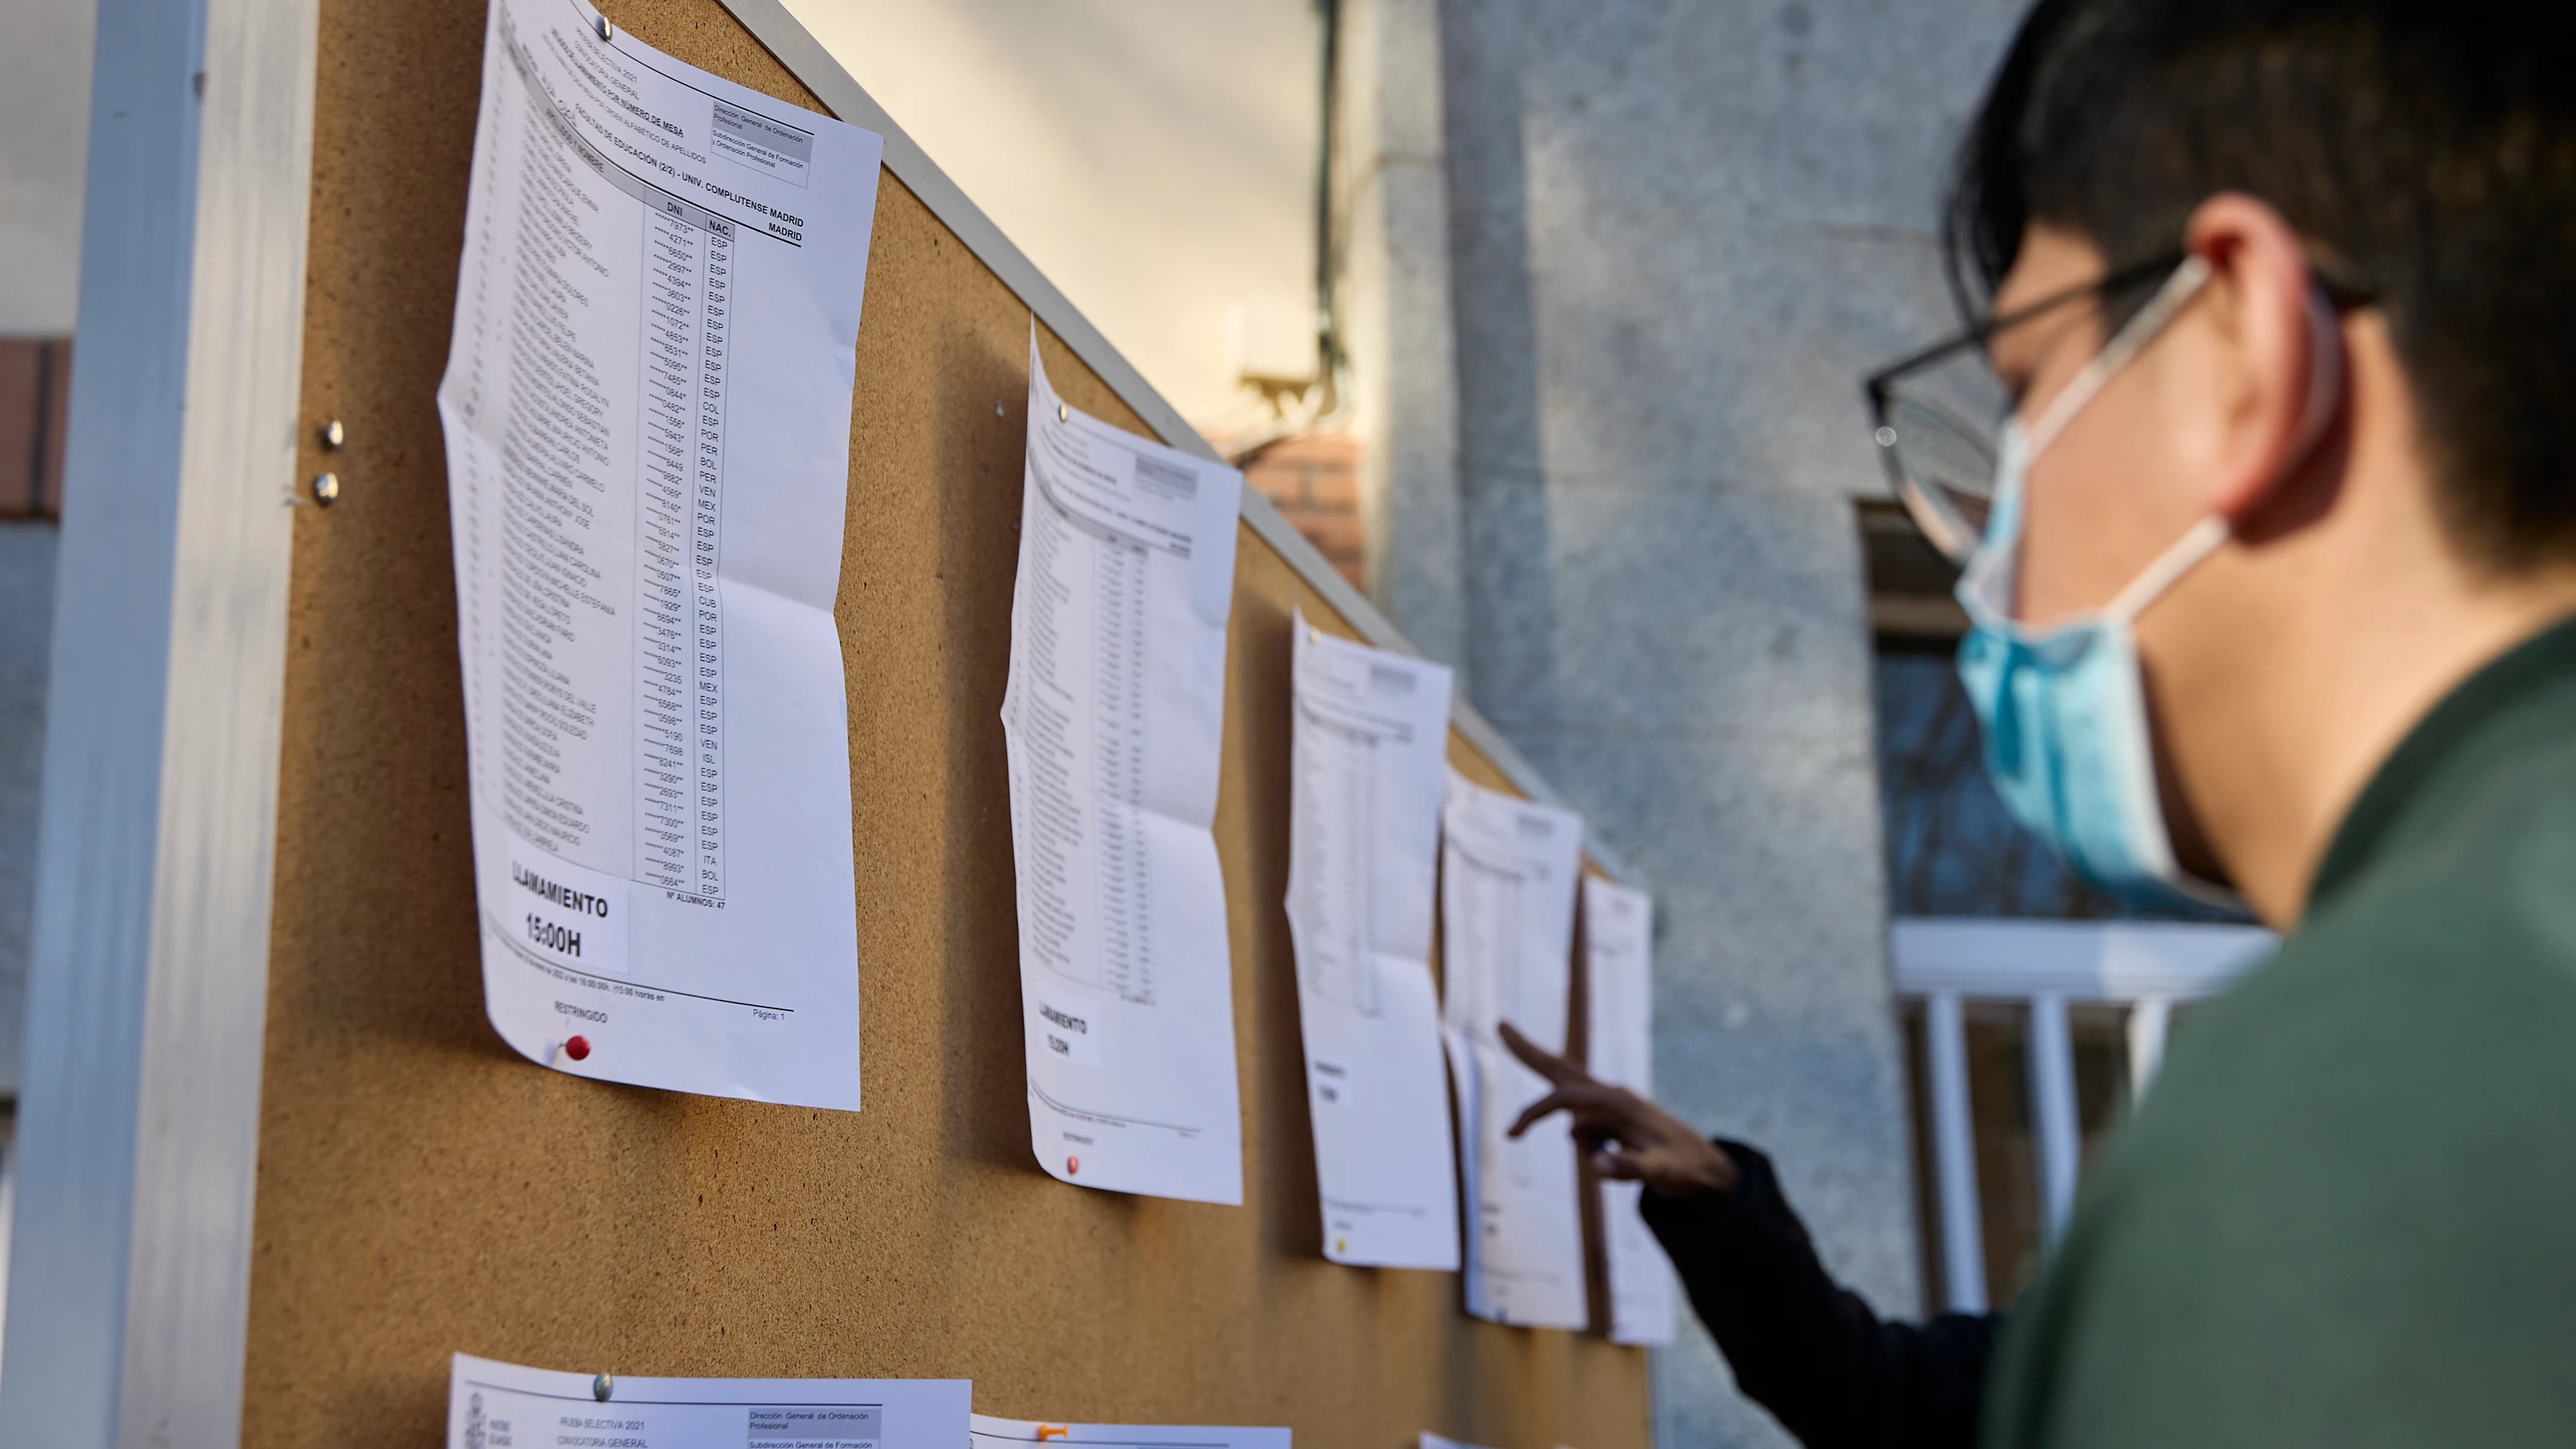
left=1891, top=917, right=2274, bottom=1313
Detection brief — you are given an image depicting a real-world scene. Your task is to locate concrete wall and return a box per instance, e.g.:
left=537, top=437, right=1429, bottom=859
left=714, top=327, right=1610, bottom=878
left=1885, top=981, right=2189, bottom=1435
left=0, top=0, right=94, bottom=333
left=1358, top=1, right=2026, bottom=1441
left=1334, top=0, right=1467, bottom=671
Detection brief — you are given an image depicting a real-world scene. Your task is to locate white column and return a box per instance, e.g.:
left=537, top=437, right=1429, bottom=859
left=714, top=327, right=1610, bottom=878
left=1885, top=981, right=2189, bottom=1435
left=2026, top=991, right=2082, bottom=1241
left=0, top=0, right=317, bottom=1443
left=2126, top=995, right=2172, bottom=1098
left=1923, top=991, right=1987, bottom=1313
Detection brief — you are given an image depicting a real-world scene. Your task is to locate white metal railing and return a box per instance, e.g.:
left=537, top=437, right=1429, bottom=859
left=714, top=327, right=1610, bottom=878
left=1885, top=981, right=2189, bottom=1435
left=1889, top=918, right=2275, bottom=1313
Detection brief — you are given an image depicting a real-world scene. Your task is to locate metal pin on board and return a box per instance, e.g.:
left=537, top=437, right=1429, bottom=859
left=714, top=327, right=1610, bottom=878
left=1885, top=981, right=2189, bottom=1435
left=593, top=1373, right=614, bottom=1403
left=1057, top=403, right=1068, bottom=422
left=310, top=472, right=341, bottom=506
left=320, top=419, right=345, bottom=451
left=596, top=15, right=614, bottom=39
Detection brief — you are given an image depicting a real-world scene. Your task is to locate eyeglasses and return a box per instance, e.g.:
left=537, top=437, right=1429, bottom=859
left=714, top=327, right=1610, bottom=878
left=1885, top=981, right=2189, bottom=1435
left=1862, top=252, right=2184, bottom=565
left=1864, top=251, right=2377, bottom=565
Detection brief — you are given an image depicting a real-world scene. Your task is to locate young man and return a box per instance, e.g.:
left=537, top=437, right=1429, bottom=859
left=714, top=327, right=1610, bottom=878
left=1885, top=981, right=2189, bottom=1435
left=1509, top=1, right=2576, bottom=1444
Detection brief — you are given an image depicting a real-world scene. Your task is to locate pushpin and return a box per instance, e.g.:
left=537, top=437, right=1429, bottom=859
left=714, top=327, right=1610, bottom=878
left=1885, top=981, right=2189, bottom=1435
left=1066, top=1155, right=1079, bottom=1175
left=310, top=472, right=340, bottom=506
left=593, top=1373, right=614, bottom=1402
left=565, top=1035, right=592, bottom=1061
left=595, top=15, right=614, bottom=40
left=1056, top=403, right=1068, bottom=421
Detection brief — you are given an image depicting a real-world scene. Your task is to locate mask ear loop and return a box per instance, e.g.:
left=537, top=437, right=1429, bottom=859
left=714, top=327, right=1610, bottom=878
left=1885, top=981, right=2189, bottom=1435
left=1977, top=258, right=2216, bottom=625
left=2023, top=256, right=2215, bottom=458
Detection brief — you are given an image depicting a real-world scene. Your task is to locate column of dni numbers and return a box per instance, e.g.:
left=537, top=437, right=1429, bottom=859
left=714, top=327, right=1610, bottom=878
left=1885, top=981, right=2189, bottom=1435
left=1093, top=537, right=1150, bottom=1002
left=1341, top=730, right=1382, bottom=1017
left=635, top=206, right=700, bottom=893
left=688, top=222, right=732, bottom=899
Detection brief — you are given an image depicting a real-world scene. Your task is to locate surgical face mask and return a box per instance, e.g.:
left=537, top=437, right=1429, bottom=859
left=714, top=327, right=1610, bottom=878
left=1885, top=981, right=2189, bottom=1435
left=1953, top=258, right=2244, bottom=910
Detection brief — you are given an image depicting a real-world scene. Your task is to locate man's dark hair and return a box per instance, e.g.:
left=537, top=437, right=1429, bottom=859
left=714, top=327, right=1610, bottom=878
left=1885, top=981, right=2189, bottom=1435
left=1948, top=0, right=2576, bottom=571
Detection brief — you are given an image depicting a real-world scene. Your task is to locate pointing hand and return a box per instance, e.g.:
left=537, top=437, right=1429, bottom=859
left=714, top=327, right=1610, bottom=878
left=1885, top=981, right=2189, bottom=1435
left=1498, top=1020, right=1739, bottom=1201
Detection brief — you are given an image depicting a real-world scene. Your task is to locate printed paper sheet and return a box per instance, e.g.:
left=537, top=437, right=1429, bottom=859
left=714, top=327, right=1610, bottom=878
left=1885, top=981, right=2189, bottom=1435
left=1583, top=876, right=1679, bottom=1345
left=448, top=1354, right=967, bottom=1449
left=1285, top=613, right=1460, bottom=1268
left=973, top=1413, right=1288, bottom=1449
left=1440, top=772, right=1587, bottom=1328
left=1001, top=333, right=1246, bottom=1203
left=436, top=0, right=884, bottom=1106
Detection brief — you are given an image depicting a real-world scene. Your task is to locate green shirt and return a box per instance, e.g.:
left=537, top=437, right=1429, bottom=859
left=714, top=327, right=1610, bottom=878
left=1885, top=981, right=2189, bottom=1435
left=1986, top=616, right=2576, bottom=1448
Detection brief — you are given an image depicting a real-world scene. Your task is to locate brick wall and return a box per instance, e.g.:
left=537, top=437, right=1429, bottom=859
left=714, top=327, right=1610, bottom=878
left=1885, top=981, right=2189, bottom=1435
left=1238, top=432, right=1363, bottom=589
left=0, top=338, right=71, bottom=519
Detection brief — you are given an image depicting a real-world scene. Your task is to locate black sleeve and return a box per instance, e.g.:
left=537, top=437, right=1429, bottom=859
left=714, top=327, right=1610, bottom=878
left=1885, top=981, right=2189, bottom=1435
left=1639, top=1139, right=2000, bottom=1449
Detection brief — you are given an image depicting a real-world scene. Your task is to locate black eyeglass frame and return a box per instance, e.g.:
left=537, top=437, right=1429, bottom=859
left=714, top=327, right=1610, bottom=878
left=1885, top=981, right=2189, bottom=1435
left=1861, top=248, right=2377, bottom=561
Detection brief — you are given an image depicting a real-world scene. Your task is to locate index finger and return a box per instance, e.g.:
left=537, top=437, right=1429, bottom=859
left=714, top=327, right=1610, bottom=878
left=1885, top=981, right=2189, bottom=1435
left=1499, top=1020, right=1588, bottom=1086
left=1507, top=1081, right=1623, bottom=1138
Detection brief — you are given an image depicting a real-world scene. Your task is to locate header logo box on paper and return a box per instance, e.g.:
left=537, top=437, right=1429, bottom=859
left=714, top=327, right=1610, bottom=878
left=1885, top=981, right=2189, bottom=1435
left=748, top=1406, right=882, bottom=1447
left=711, top=100, right=814, bottom=185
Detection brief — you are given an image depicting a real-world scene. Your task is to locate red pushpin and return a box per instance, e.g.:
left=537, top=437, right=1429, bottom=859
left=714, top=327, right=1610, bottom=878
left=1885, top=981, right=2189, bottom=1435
left=1066, top=1155, right=1079, bottom=1175
left=565, top=1035, right=592, bottom=1062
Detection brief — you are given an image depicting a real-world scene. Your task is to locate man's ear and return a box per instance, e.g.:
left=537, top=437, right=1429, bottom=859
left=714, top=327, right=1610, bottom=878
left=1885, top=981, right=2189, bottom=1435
left=2182, top=193, right=2345, bottom=524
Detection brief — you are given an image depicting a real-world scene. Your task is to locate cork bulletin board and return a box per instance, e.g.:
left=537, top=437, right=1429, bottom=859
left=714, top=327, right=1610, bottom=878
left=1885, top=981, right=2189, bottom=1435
left=244, top=1, right=1651, bottom=1445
